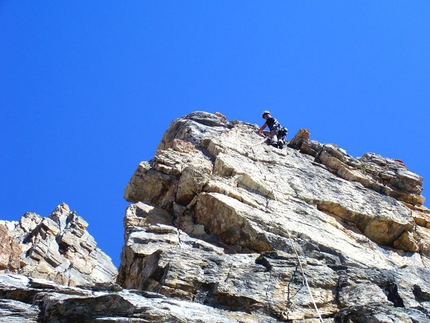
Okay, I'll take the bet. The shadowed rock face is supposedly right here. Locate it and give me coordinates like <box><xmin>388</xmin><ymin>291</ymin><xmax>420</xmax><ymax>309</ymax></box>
<box><xmin>1</xmin><ymin>111</ymin><xmax>429</xmax><ymax>322</ymax></box>
<box><xmin>0</xmin><ymin>274</ymin><xmax>254</xmax><ymax>323</ymax></box>
<box><xmin>120</xmin><ymin>111</ymin><xmax>430</xmax><ymax>321</ymax></box>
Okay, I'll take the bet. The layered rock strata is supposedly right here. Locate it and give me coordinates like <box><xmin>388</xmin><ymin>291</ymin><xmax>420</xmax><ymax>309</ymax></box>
<box><xmin>0</xmin><ymin>274</ymin><xmax>255</xmax><ymax>323</ymax></box>
<box><xmin>120</xmin><ymin>111</ymin><xmax>430</xmax><ymax>322</ymax></box>
<box><xmin>0</xmin><ymin>203</ymin><xmax>117</xmax><ymax>287</ymax></box>
<box><xmin>289</xmin><ymin>131</ymin><xmax>425</xmax><ymax>206</ymax></box>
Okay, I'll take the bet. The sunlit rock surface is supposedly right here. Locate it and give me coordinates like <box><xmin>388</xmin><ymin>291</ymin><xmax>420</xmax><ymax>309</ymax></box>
<box><xmin>0</xmin><ymin>203</ymin><xmax>117</xmax><ymax>287</ymax></box>
<box><xmin>1</xmin><ymin>111</ymin><xmax>429</xmax><ymax>322</ymax></box>
<box><xmin>120</xmin><ymin>111</ymin><xmax>430</xmax><ymax>322</ymax></box>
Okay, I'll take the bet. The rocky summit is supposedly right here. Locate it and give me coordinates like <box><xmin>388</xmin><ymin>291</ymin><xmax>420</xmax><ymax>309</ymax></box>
<box><xmin>1</xmin><ymin>111</ymin><xmax>430</xmax><ymax>322</ymax></box>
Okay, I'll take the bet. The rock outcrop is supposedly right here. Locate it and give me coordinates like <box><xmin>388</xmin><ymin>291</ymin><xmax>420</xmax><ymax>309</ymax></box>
<box><xmin>0</xmin><ymin>274</ymin><xmax>249</xmax><ymax>323</ymax></box>
<box><xmin>1</xmin><ymin>111</ymin><xmax>429</xmax><ymax>322</ymax></box>
<box><xmin>119</xmin><ymin>111</ymin><xmax>430</xmax><ymax>322</ymax></box>
<box><xmin>289</xmin><ymin>131</ymin><xmax>425</xmax><ymax>206</ymax></box>
<box><xmin>0</xmin><ymin>203</ymin><xmax>117</xmax><ymax>287</ymax></box>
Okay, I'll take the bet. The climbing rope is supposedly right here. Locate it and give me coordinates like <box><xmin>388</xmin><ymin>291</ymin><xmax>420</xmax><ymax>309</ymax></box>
<box><xmin>271</xmin><ymin>192</ymin><xmax>324</xmax><ymax>323</ymax></box>
<box><xmin>248</xmin><ymin>129</ymin><xmax>324</xmax><ymax>321</ymax></box>
<box><xmin>247</xmin><ymin>129</ymin><xmax>268</xmax><ymax>148</ymax></box>
<box><xmin>285</xmin><ymin>228</ymin><xmax>324</xmax><ymax>323</ymax></box>
<box><xmin>250</xmin><ymin>137</ymin><xmax>268</xmax><ymax>148</ymax></box>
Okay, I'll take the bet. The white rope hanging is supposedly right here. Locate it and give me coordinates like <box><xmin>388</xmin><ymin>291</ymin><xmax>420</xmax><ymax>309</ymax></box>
<box><xmin>248</xmin><ymin>131</ymin><xmax>324</xmax><ymax>322</ymax></box>
<box><xmin>272</xmin><ymin>192</ymin><xmax>324</xmax><ymax>322</ymax></box>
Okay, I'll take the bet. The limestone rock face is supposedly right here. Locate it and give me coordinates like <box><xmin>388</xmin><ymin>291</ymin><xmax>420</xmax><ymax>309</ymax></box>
<box><xmin>120</xmin><ymin>111</ymin><xmax>430</xmax><ymax>322</ymax></box>
<box><xmin>0</xmin><ymin>203</ymin><xmax>117</xmax><ymax>287</ymax></box>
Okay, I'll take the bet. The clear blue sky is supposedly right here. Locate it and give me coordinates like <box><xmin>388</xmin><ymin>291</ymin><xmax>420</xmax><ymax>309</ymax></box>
<box><xmin>1</xmin><ymin>1</ymin><xmax>429</xmax><ymax>267</ymax></box>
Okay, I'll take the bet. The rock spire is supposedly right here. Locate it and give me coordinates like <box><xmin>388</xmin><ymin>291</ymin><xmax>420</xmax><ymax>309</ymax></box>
<box><xmin>0</xmin><ymin>203</ymin><xmax>117</xmax><ymax>287</ymax></box>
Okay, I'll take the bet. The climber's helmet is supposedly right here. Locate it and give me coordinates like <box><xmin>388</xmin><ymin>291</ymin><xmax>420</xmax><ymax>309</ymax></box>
<box><xmin>262</xmin><ymin>110</ymin><xmax>271</xmax><ymax>118</ymax></box>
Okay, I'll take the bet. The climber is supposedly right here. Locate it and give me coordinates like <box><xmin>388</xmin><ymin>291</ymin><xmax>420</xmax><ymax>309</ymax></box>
<box><xmin>258</xmin><ymin>110</ymin><xmax>288</xmax><ymax>148</ymax></box>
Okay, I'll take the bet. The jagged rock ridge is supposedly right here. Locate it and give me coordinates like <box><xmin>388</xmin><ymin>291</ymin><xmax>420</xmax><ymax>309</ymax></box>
<box><xmin>0</xmin><ymin>203</ymin><xmax>117</xmax><ymax>287</ymax></box>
